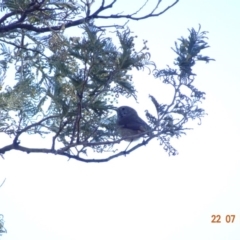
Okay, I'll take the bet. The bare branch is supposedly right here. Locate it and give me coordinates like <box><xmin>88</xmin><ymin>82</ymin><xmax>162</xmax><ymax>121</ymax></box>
<box><xmin>13</xmin><ymin>115</ymin><xmax>61</xmax><ymax>145</ymax></box>
<box><xmin>0</xmin><ymin>0</ymin><xmax>179</xmax><ymax>33</ymax></box>
<box><xmin>95</xmin><ymin>0</ymin><xmax>179</xmax><ymax>20</ymax></box>
<box><xmin>0</xmin><ymin>135</ymin><xmax>154</xmax><ymax>163</ymax></box>
<box><xmin>0</xmin><ymin>178</ymin><xmax>6</xmax><ymax>188</ymax></box>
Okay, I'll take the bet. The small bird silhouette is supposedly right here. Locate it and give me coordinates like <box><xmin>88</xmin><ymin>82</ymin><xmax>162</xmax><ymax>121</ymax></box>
<box><xmin>116</xmin><ymin>106</ymin><xmax>152</xmax><ymax>141</ymax></box>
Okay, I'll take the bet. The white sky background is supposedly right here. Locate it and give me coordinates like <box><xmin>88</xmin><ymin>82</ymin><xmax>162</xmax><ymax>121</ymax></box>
<box><xmin>1</xmin><ymin>0</ymin><xmax>240</xmax><ymax>239</ymax></box>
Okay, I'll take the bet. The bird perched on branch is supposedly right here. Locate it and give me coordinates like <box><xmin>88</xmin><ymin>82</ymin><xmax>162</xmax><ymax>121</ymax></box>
<box><xmin>116</xmin><ymin>106</ymin><xmax>152</xmax><ymax>141</ymax></box>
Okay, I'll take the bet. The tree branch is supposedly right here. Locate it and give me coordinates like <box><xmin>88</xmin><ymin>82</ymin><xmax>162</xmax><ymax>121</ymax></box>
<box><xmin>13</xmin><ymin>115</ymin><xmax>61</xmax><ymax>145</ymax></box>
<box><xmin>0</xmin><ymin>135</ymin><xmax>154</xmax><ymax>163</ymax></box>
<box><xmin>0</xmin><ymin>0</ymin><xmax>179</xmax><ymax>33</ymax></box>
<box><xmin>0</xmin><ymin>178</ymin><xmax>6</xmax><ymax>188</ymax></box>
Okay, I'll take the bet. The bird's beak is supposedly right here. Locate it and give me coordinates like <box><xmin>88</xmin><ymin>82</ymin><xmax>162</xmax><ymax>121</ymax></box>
<box><xmin>109</xmin><ymin>106</ymin><xmax>118</xmax><ymax>111</ymax></box>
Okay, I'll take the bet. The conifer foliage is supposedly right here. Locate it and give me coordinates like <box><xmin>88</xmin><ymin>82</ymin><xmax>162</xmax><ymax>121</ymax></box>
<box><xmin>0</xmin><ymin>0</ymin><xmax>214</xmax><ymax>162</ymax></box>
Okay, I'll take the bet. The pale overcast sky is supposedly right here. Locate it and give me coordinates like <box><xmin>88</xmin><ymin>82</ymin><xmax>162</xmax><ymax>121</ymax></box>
<box><xmin>1</xmin><ymin>0</ymin><xmax>240</xmax><ymax>239</ymax></box>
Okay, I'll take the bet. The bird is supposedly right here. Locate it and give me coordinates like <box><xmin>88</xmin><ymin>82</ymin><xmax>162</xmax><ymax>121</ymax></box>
<box><xmin>116</xmin><ymin>106</ymin><xmax>152</xmax><ymax>142</ymax></box>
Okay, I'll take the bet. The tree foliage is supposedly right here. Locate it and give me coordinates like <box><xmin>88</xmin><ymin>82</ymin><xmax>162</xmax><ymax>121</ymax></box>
<box><xmin>0</xmin><ymin>214</ymin><xmax>6</xmax><ymax>236</ymax></box>
<box><xmin>0</xmin><ymin>0</ymin><xmax>214</xmax><ymax>162</ymax></box>
<box><xmin>0</xmin><ymin>179</ymin><xmax>7</xmax><ymax>236</ymax></box>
